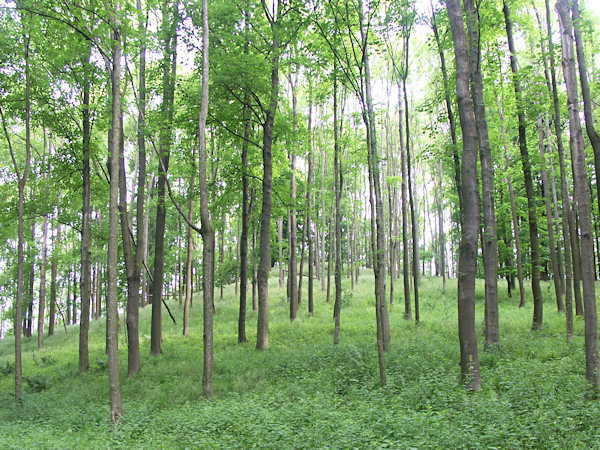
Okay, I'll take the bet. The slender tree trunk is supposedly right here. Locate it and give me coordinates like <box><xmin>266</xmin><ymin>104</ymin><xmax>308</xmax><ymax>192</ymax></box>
<box><xmin>238</xmin><ymin>87</ymin><xmax>252</xmax><ymax>343</ymax></box>
<box><xmin>197</xmin><ymin>0</ymin><xmax>214</xmax><ymax>397</ymax></box>
<box><xmin>183</xmin><ymin>146</ymin><xmax>196</xmax><ymax>337</ymax></box>
<box><xmin>107</xmin><ymin>4</ymin><xmax>124</xmax><ymax>422</ymax></box>
<box><xmin>38</xmin><ymin>217</ymin><xmax>48</xmax><ymax>349</ymax></box>
<box><xmin>333</xmin><ymin>61</ymin><xmax>342</xmax><ymax>345</ymax></box>
<box><xmin>398</xmin><ymin>85</ymin><xmax>411</xmax><ymax>320</ymax></box>
<box><xmin>538</xmin><ymin>115</ymin><xmax>563</xmax><ymax>312</ymax></box>
<box><xmin>465</xmin><ymin>0</ymin><xmax>499</xmax><ymax>348</ymax></box>
<box><xmin>431</xmin><ymin>3</ymin><xmax>461</xmax><ymax>209</ymax></box>
<box><xmin>118</xmin><ymin>109</ymin><xmax>140</xmax><ymax>377</ymax></box>
<box><xmin>151</xmin><ymin>2</ymin><xmax>178</xmax><ymax>355</ymax></box>
<box><xmin>556</xmin><ymin>0</ymin><xmax>599</xmax><ymax>390</ymax></box>
<box><xmin>49</xmin><ymin>223</ymin><xmax>61</xmax><ymax>336</ymax></box>
<box><xmin>288</xmin><ymin>76</ymin><xmax>299</xmax><ymax>322</ymax></box>
<box><xmin>358</xmin><ymin>1</ymin><xmax>387</xmax><ymax>385</ymax></box>
<box><xmin>256</xmin><ymin>2</ymin><xmax>281</xmax><ymax>351</ymax></box>
<box><xmin>571</xmin><ymin>0</ymin><xmax>600</xmax><ymax>219</ymax></box>
<box><xmin>437</xmin><ymin>160</ymin><xmax>446</xmax><ymax>291</ymax></box>
<box><xmin>544</xmin><ymin>0</ymin><xmax>576</xmax><ymax>339</ymax></box>
<box><xmin>503</xmin><ymin>0</ymin><xmax>544</xmax><ymax>330</ymax></box>
<box><xmin>404</xmin><ymin>75</ymin><xmax>419</xmax><ymax>325</ymax></box>
<box><xmin>278</xmin><ymin>218</ymin><xmax>283</xmax><ymax>287</ymax></box>
<box><xmin>446</xmin><ymin>0</ymin><xmax>481</xmax><ymax>390</ymax></box>
<box><xmin>78</xmin><ymin>46</ymin><xmax>93</xmax><ymax>371</ymax></box>
<box><xmin>307</xmin><ymin>90</ymin><xmax>314</xmax><ymax>317</ymax></box>
<box><xmin>0</xmin><ymin>30</ymin><xmax>31</xmax><ymax>396</ymax></box>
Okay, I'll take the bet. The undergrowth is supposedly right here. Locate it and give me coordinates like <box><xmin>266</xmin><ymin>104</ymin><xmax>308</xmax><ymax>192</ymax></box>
<box><xmin>1</xmin><ymin>271</ymin><xmax>599</xmax><ymax>448</ymax></box>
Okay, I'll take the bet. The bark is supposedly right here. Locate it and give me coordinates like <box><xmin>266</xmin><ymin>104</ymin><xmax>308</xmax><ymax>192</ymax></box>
<box><xmin>278</xmin><ymin>218</ymin><xmax>284</xmax><ymax>287</ymax></box>
<box><xmin>556</xmin><ymin>0</ymin><xmax>599</xmax><ymax>389</ymax></box>
<box><xmin>183</xmin><ymin>146</ymin><xmax>196</xmax><ymax>337</ymax></box>
<box><xmin>431</xmin><ymin>3</ymin><xmax>461</xmax><ymax>209</ymax></box>
<box><xmin>446</xmin><ymin>0</ymin><xmax>481</xmax><ymax>390</ymax></box>
<box><xmin>307</xmin><ymin>90</ymin><xmax>314</xmax><ymax>317</ymax></box>
<box><xmin>0</xmin><ymin>32</ymin><xmax>31</xmax><ymax>396</ymax></box>
<box><xmin>358</xmin><ymin>0</ymin><xmax>387</xmax><ymax>386</ymax></box>
<box><xmin>79</xmin><ymin>48</ymin><xmax>92</xmax><ymax>371</ymax></box>
<box><xmin>288</xmin><ymin>74</ymin><xmax>299</xmax><ymax>321</ymax></box>
<box><xmin>538</xmin><ymin>116</ymin><xmax>563</xmax><ymax>312</ymax></box>
<box><xmin>151</xmin><ymin>1</ymin><xmax>178</xmax><ymax>356</ymax></box>
<box><xmin>333</xmin><ymin>61</ymin><xmax>342</xmax><ymax>345</ymax></box>
<box><xmin>198</xmin><ymin>0</ymin><xmax>214</xmax><ymax>398</ymax></box>
<box><xmin>437</xmin><ymin>160</ymin><xmax>446</xmax><ymax>291</ymax></box>
<box><xmin>48</xmin><ymin>223</ymin><xmax>61</xmax><ymax>336</ymax></box>
<box><xmin>119</xmin><ymin>111</ymin><xmax>140</xmax><ymax>377</ymax></box>
<box><xmin>398</xmin><ymin>85</ymin><xmax>411</xmax><ymax>320</ymax></box>
<box><xmin>465</xmin><ymin>0</ymin><xmax>499</xmax><ymax>348</ymax></box>
<box><xmin>238</xmin><ymin>89</ymin><xmax>252</xmax><ymax>343</ymax></box>
<box><xmin>571</xmin><ymin>0</ymin><xmax>600</xmax><ymax>218</ymax></box>
<box><xmin>257</xmin><ymin>1</ymin><xmax>281</xmax><ymax>350</ymax></box>
<box><xmin>107</xmin><ymin>4</ymin><xmax>124</xmax><ymax>422</ymax></box>
<box><xmin>404</xmin><ymin>74</ymin><xmax>419</xmax><ymax>324</ymax></box>
<box><xmin>38</xmin><ymin>217</ymin><xmax>48</xmax><ymax>349</ymax></box>
<box><xmin>503</xmin><ymin>1</ymin><xmax>544</xmax><ymax>330</ymax></box>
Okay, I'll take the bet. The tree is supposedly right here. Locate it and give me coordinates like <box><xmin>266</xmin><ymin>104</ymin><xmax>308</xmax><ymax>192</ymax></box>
<box><xmin>464</xmin><ymin>0</ymin><xmax>499</xmax><ymax>349</ymax></box>
<box><xmin>503</xmin><ymin>0</ymin><xmax>544</xmax><ymax>330</ymax></box>
<box><xmin>151</xmin><ymin>0</ymin><xmax>179</xmax><ymax>356</ymax></box>
<box><xmin>107</xmin><ymin>0</ymin><xmax>123</xmax><ymax>423</ymax></box>
<box><xmin>197</xmin><ymin>0</ymin><xmax>215</xmax><ymax>398</ymax></box>
<box><xmin>256</xmin><ymin>0</ymin><xmax>284</xmax><ymax>351</ymax></box>
<box><xmin>556</xmin><ymin>0</ymin><xmax>599</xmax><ymax>391</ymax></box>
<box><xmin>446</xmin><ymin>0</ymin><xmax>481</xmax><ymax>391</ymax></box>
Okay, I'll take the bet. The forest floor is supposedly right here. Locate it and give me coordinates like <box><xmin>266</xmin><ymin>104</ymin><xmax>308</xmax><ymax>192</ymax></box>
<box><xmin>1</xmin><ymin>270</ymin><xmax>600</xmax><ymax>448</ymax></box>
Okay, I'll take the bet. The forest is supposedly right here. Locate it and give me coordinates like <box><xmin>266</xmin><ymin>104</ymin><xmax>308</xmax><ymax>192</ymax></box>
<box><xmin>1</xmin><ymin>0</ymin><xmax>600</xmax><ymax>445</ymax></box>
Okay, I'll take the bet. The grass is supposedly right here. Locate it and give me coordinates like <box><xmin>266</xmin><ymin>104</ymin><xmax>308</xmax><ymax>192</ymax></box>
<box><xmin>1</xmin><ymin>270</ymin><xmax>600</xmax><ymax>448</ymax></box>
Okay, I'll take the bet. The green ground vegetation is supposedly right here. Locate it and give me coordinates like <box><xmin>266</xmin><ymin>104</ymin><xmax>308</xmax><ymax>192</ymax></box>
<box><xmin>1</xmin><ymin>271</ymin><xmax>599</xmax><ymax>448</ymax></box>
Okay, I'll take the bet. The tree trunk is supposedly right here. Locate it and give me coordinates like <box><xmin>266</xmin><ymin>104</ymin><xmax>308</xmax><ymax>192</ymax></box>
<box><xmin>398</xmin><ymin>85</ymin><xmax>411</xmax><ymax>320</ymax></box>
<box><xmin>197</xmin><ymin>0</ymin><xmax>214</xmax><ymax>397</ymax></box>
<box><xmin>571</xmin><ymin>0</ymin><xmax>600</xmax><ymax>220</ymax></box>
<box><xmin>465</xmin><ymin>0</ymin><xmax>499</xmax><ymax>349</ymax></box>
<box><xmin>358</xmin><ymin>0</ymin><xmax>387</xmax><ymax>386</ymax></box>
<box><xmin>118</xmin><ymin>108</ymin><xmax>140</xmax><ymax>377</ymax></box>
<box><xmin>446</xmin><ymin>0</ymin><xmax>481</xmax><ymax>391</ymax></box>
<box><xmin>151</xmin><ymin>2</ymin><xmax>178</xmax><ymax>356</ymax></box>
<box><xmin>333</xmin><ymin>60</ymin><xmax>342</xmax><ymax>345</ymax></box>
<box><xmin>184</xmin><ymin>146</ymin><xmax>196</xmax><ymax>337</ymax></box>
<box><xmin>0</xmin><ymin>29</ymin><xmax>31</xmax><ymax>397</ymax></box>
<box><xmin>538</xmin><ymin>115</ymin><xmax>563</xmax><ymax>312</ymax></box>
<box><xmin>49</xmin><ymin>223</ymin><xmax>61</xmax><ymax>336</ymax></box>
<box><xmin>307</xmin><ymin>89</ymin><xmax>314</xmax><ymax>317</ymax></box>
<box><xmin>556</xmin><ymin>0</ymin><xmax>599</xmax><ymax>390</ymax></box>
<box><xmin>503</xmin><ymin>0</ymin><xmax>544</xmax><ymax>330</ymax></box>
<box><xmin>38</xmin><ymin>216</ymin><xmax>48</xmax><ymax>349</ymax></box>
<box><xmin>107</xmin><ymin>4</ymin><xmax>124</xmax><ymax>422</ymax></box>
<box><xmin>256</xmin><ymin>4</ymin><xmax>280</xmax><ymax>351</ymax></box>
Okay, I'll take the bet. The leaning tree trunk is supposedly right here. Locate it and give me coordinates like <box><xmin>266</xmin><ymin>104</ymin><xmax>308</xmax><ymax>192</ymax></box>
<box><xmin>556</xmin><ymin>0</ymin><xmax>599</xmax><ymax>390</ymax></box>
<box><xmin>503</xmin><ymin>0</ymin><xmax>544</xmax><ymax>330</ymax></box>
<box><xmin>446</xmin><ymin>0</ymin><xmax>481</xmax><ymax>391</ymax></box>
